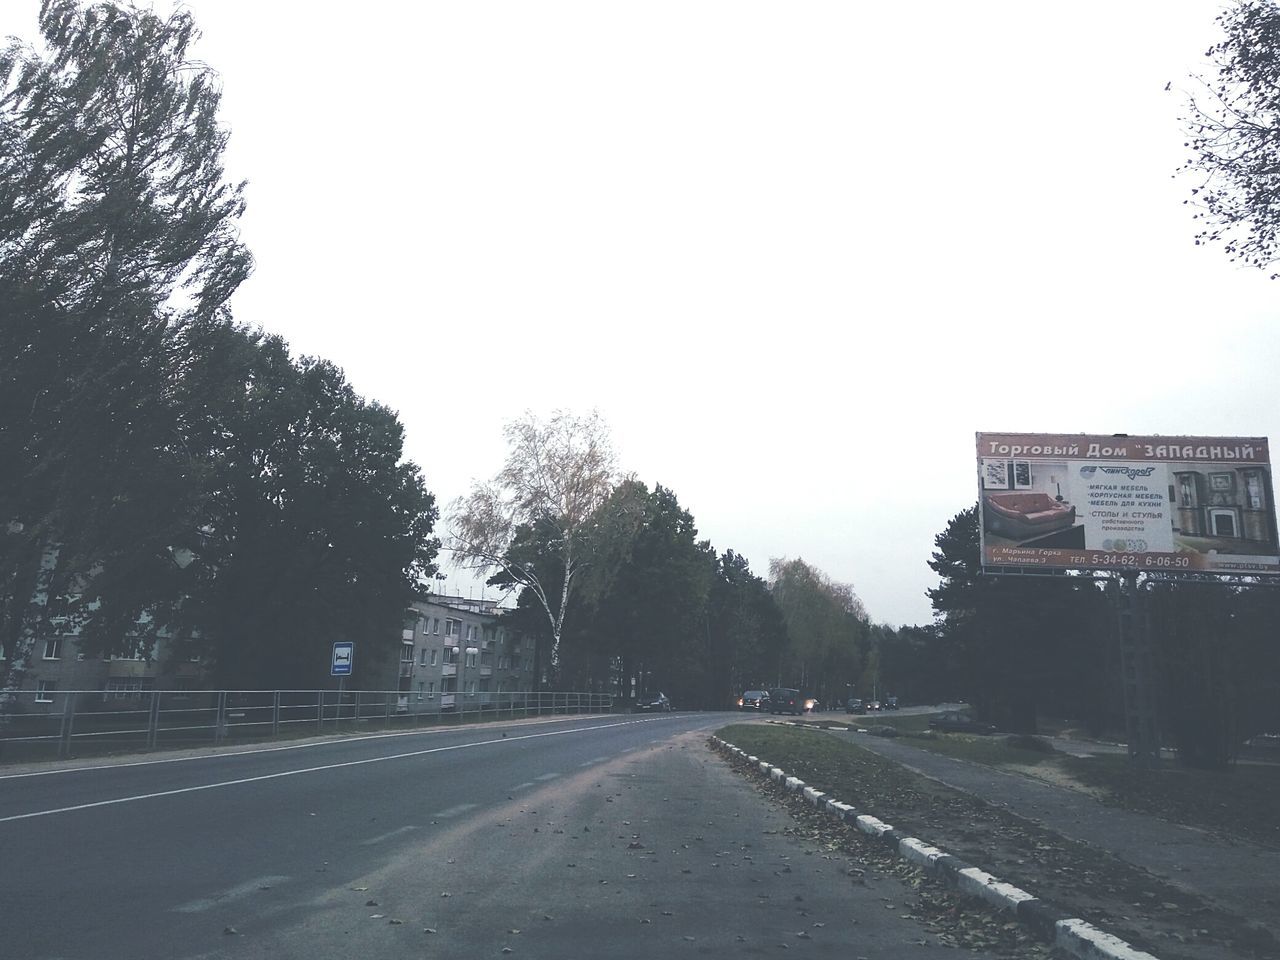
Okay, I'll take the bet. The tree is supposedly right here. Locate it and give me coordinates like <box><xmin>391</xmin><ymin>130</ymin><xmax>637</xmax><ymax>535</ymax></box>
<box><xmin>1</xmin><ymin>0</ymin><xmax>251</xmax><ymax>689</ymax></box>
<box><xmin>568</xmin><ymin>482</ymin><xmax>715</xmax><ymax>705</ymax></box>
<box><xmin>707</xmin><ymin>549</ymin><xmax>787</xmax><ymax>705</ymax></box>
<box><xmin>170</xmin><ymin>327</ymin><xmax>440</xmax><ymax>688</ymax></box>
<box><xmin>768</xmin><ymin>557</ymin><xmax>867</xmax><ymax>707</ymax></box>
<box><xmin>449</xmin><ymin>410</ymin><xmax>616</xmax><ymax>676</ymax></box>
<box><xmin>926</xmin><ymin>506</ymin><xmax>1112</xmax><ymax>734</ymax></box>
<box><xmin>1179</xmin><ymin>1</ymin><xmax>1280</xmax><ymax>276</ymax></box>
<box><xmin>1</xmin><ymin>2</ymin><xmax>440</xmax><ymax>692</ymax></box>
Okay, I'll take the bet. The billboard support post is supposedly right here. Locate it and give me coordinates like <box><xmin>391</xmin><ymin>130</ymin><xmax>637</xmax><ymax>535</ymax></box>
<box><xmin>1114</xmin><ymin>573</ymin><xmax>1160</xmax><ymax>768</ymax></box>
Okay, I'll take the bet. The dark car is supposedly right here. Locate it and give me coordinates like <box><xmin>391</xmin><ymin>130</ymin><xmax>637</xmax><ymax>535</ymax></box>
<box><xmin>928</xmin><ymin>710</ymin><xmax>996</xmax><ymax>734</ymax></box>
<box><xmin>884</xmin><ymin>696</ymin><xmax>899</xmax><ymax>710</ymax></box>
<box><xmin>738</xmin><ymin>690</ymin><xmax>770</xmax><ymax>711</ymax></box>
<box><xmin>845</xmin><ymin>697</ymin><xmax>866</xmax><ymax>714</ymax></box>
<box><xmin>634</xmin><ymin>692</ymin><xmax>672</xmax><ymax>713</ymax></box>
<box><xmin>768</xmin><ymin>687</ymin><xmax>803</xmax><ymax>716</ymax></box>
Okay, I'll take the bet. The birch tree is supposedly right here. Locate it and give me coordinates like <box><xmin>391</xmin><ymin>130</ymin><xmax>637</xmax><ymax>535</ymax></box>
<box><xmin>1179</xmin><ymin>1</ymin><xmax>1280</xmax><ymax>275</ymax></box>
<box><xmin>449</xmin><ymin>410</ymin><xmax>616</xmax><ymax>676</ymax></box>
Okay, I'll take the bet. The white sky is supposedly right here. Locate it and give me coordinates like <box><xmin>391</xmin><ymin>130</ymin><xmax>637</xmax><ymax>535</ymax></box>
<box><xmin>7</xmin><ymin>2</ymin><xmax>1279</xmax><ymax>626</ymax></box>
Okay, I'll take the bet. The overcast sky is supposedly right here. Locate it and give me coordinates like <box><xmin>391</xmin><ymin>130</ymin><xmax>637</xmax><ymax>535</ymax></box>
<box><xmin>7</xmin><ymin>2</ymin><xmax>1279</xmax><ymax>626</ymax></box>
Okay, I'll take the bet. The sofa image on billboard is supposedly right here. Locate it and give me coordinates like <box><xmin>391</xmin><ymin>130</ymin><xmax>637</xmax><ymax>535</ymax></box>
<box><xmin>983</xmin><ymin>492</ymin><xmax>1076</xmax><ymax>540</ymax></box>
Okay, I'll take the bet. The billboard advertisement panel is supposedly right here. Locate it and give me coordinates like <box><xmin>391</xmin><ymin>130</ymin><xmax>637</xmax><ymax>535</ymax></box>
<box><xmin>976</xmin><ymin>433</ymin><xmax>1279</xmax><ymax>575</ymax></box>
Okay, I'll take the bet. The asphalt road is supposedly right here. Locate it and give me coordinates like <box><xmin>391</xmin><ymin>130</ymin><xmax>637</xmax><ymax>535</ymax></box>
<box><xmin>1</xmin><ymin>711</ymin><xmax>1009</xmax><ymax>959</ymax></box>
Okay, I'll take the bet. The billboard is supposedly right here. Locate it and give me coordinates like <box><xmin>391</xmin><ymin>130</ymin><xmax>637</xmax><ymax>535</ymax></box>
<box><xmin>976</xmin><ymin>433</ymin><xmax>1279</xmax><ymax>575</ymax></box>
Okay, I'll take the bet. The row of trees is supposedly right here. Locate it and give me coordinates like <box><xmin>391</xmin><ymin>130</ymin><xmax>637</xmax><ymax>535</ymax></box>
<box><xmin>924</xmin><ymin>506</ymin><xmax>1280</xmax><ymax>768</ymax></box>
<box><xmin>1</xmin><ymin>2</ymin><xmax>438</xmax><ymax>691</ymax></box>
<box><xmin>449</xmin><ymin>411</ymin><xmax>901</xmax><ymax>709</ymax></box>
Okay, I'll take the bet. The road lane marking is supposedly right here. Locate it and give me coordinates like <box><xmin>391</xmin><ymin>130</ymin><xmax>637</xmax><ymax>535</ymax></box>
<box><xmin>172</xmin><ymin>875</ymin><xmax>290</xmax><ymax>913</ymax></box>
<box><xmin>0</xmin><ymin>714</ymin><xmax>679</xmax><ymax>781</ymax></box>
<box><xmin>511</xmin><ymin>782</ymin><xmax>536</xmax><ymax>790</ymax></box>
<box><xmin>433</xmin><ymin>804</ymin><xmax>477</xmax><ymax>819</ymax></box>
<box><xmin>359</xmin><ymin>825</ymin><xmax>421</xmax><ymax>845</ymax></box>
<box><xmin>534</xmin><ymin>772</ymin><xmax>559</xmax><ymax>781</ymax></box>
<box><xmin>0</xmin><ymin>719</ymin><xmax>671</xmax><ymax>823</ymax></box>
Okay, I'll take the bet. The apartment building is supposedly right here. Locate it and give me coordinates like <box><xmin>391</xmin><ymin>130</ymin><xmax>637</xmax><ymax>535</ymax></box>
<box><xmin>1</xmin><ymin>618</ymin><xmax>202</xmax><ymax>708</ymax></box>
<box><xmin>395</xmin><ymin>595</ymin><xmax>538</xmax><ymax>710</ymax></box>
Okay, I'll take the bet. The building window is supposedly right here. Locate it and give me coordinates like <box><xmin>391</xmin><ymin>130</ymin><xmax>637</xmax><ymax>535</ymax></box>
<box><xmin>42</xmin><ymin>636</ymin><xmax>62</xmax><ymax>660</ymax></box>
<box><xmin>36</xmin><ymin>679</ymin><xmax>56</xmax><ymax>702</ymax></box>
<box><xmin>104</xmin><ymin>677</ymin><xmax>152</xmax><ymax>699</ymax></box>
<box><xmin>433</xmin><ymin>618</ymin><xmax>440</xmax><ymax>635</ymax></box>
<box><xmin>417</xmin><ymin>681</ymin><xmax>425</xmax><ymax>701</ymax></box>
<box><xmin>430</xmin><ymin>647</ymin><xmax>438</xmax><ymax>666</ymax></box>
<box><xmin>419</xmin><ymin>648</ymin><xmax>428</xmax><ymax>667</ymax></box>
<box><xmin>427</xmin><ymin>681</ymin><xmax>435</xmax><ymax>697</ymax></box>
<box><xmin>444</xmin><ymin>619</ymin><xmax>458</xmax><ymax>638</ymax></box>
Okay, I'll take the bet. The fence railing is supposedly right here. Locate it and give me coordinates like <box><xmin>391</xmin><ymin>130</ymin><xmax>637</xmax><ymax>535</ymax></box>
<box><xmin>0</xmin><ymin>688</ymin><xmax>615</xmax><ymax>764</ymax></box>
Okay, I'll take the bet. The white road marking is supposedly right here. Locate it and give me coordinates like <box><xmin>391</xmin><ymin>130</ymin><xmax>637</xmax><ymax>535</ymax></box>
<box><xmin>0</xmin><ymin>715</ymin><xmax>674</xmax><ymax>781</ymax></box>
<box><xmin>433</xmin><ymin>804</ymin><xmax>477</xmax><ymax>819</ymax></box>
<box><xmin>534</xmin><ymin>772</ymin><xmax>559</xmax><ymax>781</ymax></box>
<box><xmin>0</xmin><ymin>719</ymin><xmax>672</xmax><ymax>823</ymax></box>
<box><xmin>172</xmin><ymin>875</ymin><xmax>290</xmax><ymax>913</ymax></box>
<box><xmin>359</xmin><ymin>825</ymin><xmax>421</xmax><ymax>845</ymax></box>
<box><xmin>511</xmin><ymin>781</ymin><xmax>536</xmax><ymax>790</ymax></box>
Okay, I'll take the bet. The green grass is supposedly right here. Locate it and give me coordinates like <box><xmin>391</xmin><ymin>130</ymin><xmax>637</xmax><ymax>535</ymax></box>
<box><xmin>734</xmin><ymin>717</ymin><xmax>1280</xmax><ymax>850</ymax></box>
<box><xmin>815</xmin><ymin>712</ymin><xmax>1060</xmax><ymax>767</ymax></box>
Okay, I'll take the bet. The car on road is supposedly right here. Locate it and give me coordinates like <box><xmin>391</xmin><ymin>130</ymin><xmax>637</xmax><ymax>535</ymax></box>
<box><xmin>928</xmin><ymin>710</ymin><xmax>997</xmax><ymax>734</ymax></box>
<box><xmin>768</xmin><ymin>688</ymin><xmax>803</xmax><ymax>716</ymax></box>
<box><xmin>803</xmin><ymin>697</ymin><xmax>822</xmax><ymax>713</ymax></box>
<box><xmin>884</xmin><ymin>696</ymin><xmax>899</xmax><ymax>710</ymax></box>
<box><xmin>634</xmin><ymin>692</ymin><xmax>672</xmax><ymax>713</ymax></box>
<box><xmin>738</xmin><ymin>690</ymin><xmax>770</xmax><ymax>711</ymax></box>
<box><xmin>845</xmin><ymin>697</ymin><xmax>866</xmax><ymax>715</ymax></box>
<box><xmin>867</xmin><ymin>699</ymin><xmax>881</xmax><ymax>711</ymax></box>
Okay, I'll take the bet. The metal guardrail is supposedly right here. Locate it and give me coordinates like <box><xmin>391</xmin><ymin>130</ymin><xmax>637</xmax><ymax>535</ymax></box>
<box><xmin>0</xmin><ymin>689</ymin><xmax>615</xmax><ymax>763</ymax></box>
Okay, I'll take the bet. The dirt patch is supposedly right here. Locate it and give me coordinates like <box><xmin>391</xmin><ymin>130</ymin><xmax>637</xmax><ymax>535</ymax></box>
<box><xmin>1002</xmin><ymin>761</ymin><xmax>1109</xmax><ymax>799</ymax></box>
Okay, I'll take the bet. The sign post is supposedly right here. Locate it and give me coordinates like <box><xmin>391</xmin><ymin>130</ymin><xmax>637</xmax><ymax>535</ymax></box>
<box><xmin>331</xmin><ymin>642</ymin><xmax>354</xmax><ymax>722</ymax></box>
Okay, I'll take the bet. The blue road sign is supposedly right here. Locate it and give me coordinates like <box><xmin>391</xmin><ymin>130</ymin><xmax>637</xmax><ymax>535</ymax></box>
<box><xmin>331</xmin><ymin>641</ymin><xmax>354</xmax><ymax>676</ymax></box>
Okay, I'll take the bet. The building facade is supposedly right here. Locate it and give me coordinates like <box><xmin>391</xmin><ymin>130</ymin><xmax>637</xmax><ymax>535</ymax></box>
<box><xmin>393</xmin><ymin>595</ymin><xmax>538</xmax><ymax>711</ymax></box>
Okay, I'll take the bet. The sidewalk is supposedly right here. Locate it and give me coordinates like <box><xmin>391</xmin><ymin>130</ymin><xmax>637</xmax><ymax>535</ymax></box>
<box><xmin>828</xmin><ymin>728</ymin><xmax>1280</xmax><ymax>946</ymax></box>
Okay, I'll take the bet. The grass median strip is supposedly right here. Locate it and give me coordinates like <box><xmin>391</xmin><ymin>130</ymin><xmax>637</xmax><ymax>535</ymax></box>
<box><xmin>718</xmin><ymin>723</ymin><xmax>1277</xmax><ymax>960</ymax></box>
<box><xmin>788</xmin><ymin>715</ymin><xmax>1280</xmax><ymax>850</ymax></box>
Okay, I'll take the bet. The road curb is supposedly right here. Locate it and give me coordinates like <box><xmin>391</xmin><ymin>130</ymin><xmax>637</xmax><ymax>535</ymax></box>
<box><xmin>710</xmin><ymin>734</ymin><xmax>1162</xmax><ymax>960</ymax></box>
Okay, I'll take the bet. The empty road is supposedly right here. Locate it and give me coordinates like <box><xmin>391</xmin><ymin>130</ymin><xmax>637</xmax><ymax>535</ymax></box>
<box><xmin>1</xmin><ymin>711</ymin><xmax>1007</xmax><ymax>959</ymax></box>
